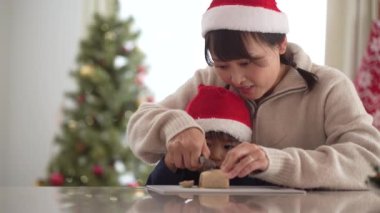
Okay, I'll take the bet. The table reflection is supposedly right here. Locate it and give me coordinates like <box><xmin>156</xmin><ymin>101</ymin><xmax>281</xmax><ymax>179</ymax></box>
<box><xmin>128</xmin><ymin>190</ymin><xmax>380</xmax><ymax>213</ymax></box>
<box><xmin>58</xmin><ymin>187</ymin><xmax>147</xmax><ymax>213</ymax></box>
<box><xmin>1</xmin><ymin>187</ymin><xmax>380</xmax><ymax>213</ymax></box>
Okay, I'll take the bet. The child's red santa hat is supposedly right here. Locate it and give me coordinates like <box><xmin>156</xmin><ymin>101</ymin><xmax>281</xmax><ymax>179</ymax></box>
<box><xmin>201</xmin><ymin>0</ymin><xmax>289</xmax><ymax>37</ymax></box>
<box><xmin>186</xmin><ymin>85</ymin><xmax>252</xmax><ymax>142</ymax></box>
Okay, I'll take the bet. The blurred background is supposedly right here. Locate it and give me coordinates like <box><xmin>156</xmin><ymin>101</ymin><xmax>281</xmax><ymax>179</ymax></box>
<box><xmin>0</xmin><ymin>0</ymin><xmax>378</xmax><ymax>186</ymax></box>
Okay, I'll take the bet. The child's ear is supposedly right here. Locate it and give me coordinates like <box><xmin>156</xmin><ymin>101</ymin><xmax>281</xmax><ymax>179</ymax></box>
<box><xmin>278</xmin><ymin>36</ymin><xmax>287</xmax><ymax>54</ymax></box>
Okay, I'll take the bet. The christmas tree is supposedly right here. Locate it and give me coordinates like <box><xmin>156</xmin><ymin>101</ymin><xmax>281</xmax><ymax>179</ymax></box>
<box><xmin>39</xmin><ymin>5</ymin><xmax>154</xmax><ymax>186</ymax></box>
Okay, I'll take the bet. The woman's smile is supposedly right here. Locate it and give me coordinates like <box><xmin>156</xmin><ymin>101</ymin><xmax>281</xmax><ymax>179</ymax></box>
<box><xmin>238</xmin><ymin>85</ymin><xmax>255</xmax><ymax>96</ymax></box>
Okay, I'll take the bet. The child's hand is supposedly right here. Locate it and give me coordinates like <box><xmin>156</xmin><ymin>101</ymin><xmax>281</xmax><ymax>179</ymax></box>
<box><xmin>220</xmin><ymin>142</ymin><xmax>268</xmax><ymax>179</ymax></box>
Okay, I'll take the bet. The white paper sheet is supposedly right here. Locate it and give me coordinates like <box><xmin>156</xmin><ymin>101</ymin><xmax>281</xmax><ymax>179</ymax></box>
<box><xmin>146</xmin><ymin>185</ymin><xmax>306</xmax><ymax>195</ymax></box>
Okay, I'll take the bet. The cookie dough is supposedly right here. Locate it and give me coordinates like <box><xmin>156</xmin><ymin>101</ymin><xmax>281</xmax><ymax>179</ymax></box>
<box><xmin>199</xmin><ymin>169</ymin><xmax>229</xmax><ymax>188</ymax></box>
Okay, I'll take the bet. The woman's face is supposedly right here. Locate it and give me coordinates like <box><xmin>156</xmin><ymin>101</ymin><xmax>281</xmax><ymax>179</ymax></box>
<box><xmin>212</xmin><ymin>37</ymin><xmax>287</xmax><ymax>100</ymax></box>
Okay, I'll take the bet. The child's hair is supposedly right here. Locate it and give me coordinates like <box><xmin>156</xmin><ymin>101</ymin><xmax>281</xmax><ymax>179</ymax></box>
<box><xmin>204</xmin><ymin>30</ymin><xmax>318</xmax><ymax>90</ymax></box>
<box><xmin>205</xmin><ymin>131</ymin><xmax>240</xmax><ymax>143</ymax></box>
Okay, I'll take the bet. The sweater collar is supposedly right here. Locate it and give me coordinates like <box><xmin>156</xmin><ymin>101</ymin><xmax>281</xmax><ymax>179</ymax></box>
<box><xmin>273</xmin><ymin>66</ymin><xmax>307</xmax><ymax>94</ymax></box>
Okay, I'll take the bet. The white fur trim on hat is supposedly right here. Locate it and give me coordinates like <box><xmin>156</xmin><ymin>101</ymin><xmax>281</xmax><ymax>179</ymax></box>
<box><xmin>196</xmin><ymin>118</ymin><xmax>252</xmax><ymax>142</ymax></box>
<box><xmin>202</xmin><ymin>5</ymin><xmax>289</xmax><ymax>37</ymax></box>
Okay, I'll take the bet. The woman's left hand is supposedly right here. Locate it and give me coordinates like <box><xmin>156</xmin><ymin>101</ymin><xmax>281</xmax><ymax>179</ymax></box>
<box><xmin>220</xmin><ymin>142</ymin><xmax>269</xmax><ymax>179</ymax></box>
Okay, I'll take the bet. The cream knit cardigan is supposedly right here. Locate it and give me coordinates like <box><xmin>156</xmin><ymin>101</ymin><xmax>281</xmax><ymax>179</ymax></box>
<box><xmin>126</xmin><ymin>43</ymin><xmax>380</xmax><ymax>190</ymax></box>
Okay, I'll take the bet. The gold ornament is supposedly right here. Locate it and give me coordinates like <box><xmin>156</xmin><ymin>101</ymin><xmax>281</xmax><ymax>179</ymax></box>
<box><xmin>68</xmin><ymin>120</ymin><xmax>77</xmax><ymax>130</ymax></box>
<box><xmin>105</xmin><ymin>31</ymin><xmax>116</xmax><ymax>41</ymax></box>
<box><xmin>35</xmin><ymin>179</ymin><xmax>45</xmax><ymax>186</ymax></box>
<box><xmin>80</xmin><ymin>65</ymin><xmax>95</xmax><ymax>77</ymax></box>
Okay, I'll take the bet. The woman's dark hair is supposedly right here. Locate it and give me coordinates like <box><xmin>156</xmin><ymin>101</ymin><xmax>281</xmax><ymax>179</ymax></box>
<box><xmin>204</xmin><ymin>30</ymin><xmax>318</xmax><ymax>90</ymax></box>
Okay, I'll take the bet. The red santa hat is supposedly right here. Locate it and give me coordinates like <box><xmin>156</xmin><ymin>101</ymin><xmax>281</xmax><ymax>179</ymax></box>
<box><xmin>186</xmin><ymin>85</ymin><xmax>252</xmax><ymax>142</ymax></box>
<box><xmin>201</xmin><ymin>0</ymin><xmax>289</xmax><ymax>37</ymax></box>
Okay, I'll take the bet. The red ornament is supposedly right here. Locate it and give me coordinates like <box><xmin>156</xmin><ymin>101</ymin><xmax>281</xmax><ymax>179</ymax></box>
<box><xmin>77</xmin><ymin>95</ymin><xmax>85</xmax><ymax>104</ymax></box>
<box><xmin>127</xmin><ymin>181</ymin><xmax>140</xmax><ymax>188</ymax></box>
<box><xmin>134</xmin><ymin>75</ymin><xmax>143</xmax><ymax>85</ymax></box>
<box><xmin>137</xmin><ymin>66</ymin><xmax>146</xmax><ymax>74</ymax></box>
<box><xmin>50</xmin><ymin>172</ymin><xmax>65</xmax><ymax>186</ymax></box>
<box><xmin>146</xmin><ymin>96</ymin><xmax>154</xmax><ymax>103</ymax></box>
<box><xmin>92</xmin><ymin>165</ymin><xmax>104</xmax><ymax>177</ymax></box>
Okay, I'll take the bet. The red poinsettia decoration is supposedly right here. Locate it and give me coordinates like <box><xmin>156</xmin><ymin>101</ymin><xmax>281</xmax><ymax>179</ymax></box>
<box><xmin>355</xmin><ymin>20</ymin><xmax>380</xmax><ymax>130</ymax></box>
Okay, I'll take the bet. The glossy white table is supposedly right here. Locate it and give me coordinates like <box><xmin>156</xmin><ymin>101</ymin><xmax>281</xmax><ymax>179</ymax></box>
<box><xmin>1</xmin><ymin>187</ymin><xmax>380</xmax><ymax>212</ymax></box>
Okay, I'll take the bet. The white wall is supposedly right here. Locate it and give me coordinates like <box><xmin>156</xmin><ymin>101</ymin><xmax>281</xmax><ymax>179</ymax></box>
<box><xmin>121</xmin><ymin>0</ymin><xmax>327</xmax><ymax>102</ymax></box>
<box><xmin>119</xmin><ymin>1</ymin><xmax>211</xmax><ymax>102</ymax></box>
<box><xmin>4</xmin><ymin>0</ymin><xmax>83</xmax><ymax>186</ymax></box>
<box><xmin>0</xmin><ymin>0</ymin><xmax>10</xmax><ymax>186</ymax></box>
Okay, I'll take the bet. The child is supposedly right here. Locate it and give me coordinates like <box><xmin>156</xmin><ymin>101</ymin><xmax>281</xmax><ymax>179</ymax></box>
<box><xmin>146</xmin><ymin>85</ymin><xmax>270</xmax><ymax>186</ymax></box>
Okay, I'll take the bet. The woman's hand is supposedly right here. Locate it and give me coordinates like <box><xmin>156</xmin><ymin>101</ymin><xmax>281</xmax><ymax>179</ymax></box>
<box><xmin>220</xmin><ymin>142</ymin><xmax>269</xmax><ymax>179</ymax></box>
<box><xmin>166</xmin><ymin>127</ymin><xmax>210</xmax><ymax>171</ymax></box>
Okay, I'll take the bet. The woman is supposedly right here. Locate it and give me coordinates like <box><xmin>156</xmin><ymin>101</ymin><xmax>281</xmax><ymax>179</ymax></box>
<box><xmin>127</xmin><ymin>0</ymin><xmax>380</xmax><ymax>189</ymax></box>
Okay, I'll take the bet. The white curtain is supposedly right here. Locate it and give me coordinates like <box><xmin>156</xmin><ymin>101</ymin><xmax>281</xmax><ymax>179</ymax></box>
<box><xmin>325</xmin><ymin>0</ymin><xmax>378</xmax><ymax>79</ymax></box>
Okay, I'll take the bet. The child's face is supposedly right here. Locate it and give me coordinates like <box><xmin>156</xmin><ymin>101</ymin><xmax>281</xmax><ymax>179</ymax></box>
<box><xmin>207</xmin><ymin>138</ymin><xmax>239</xmax><ymax>168</ymax></box>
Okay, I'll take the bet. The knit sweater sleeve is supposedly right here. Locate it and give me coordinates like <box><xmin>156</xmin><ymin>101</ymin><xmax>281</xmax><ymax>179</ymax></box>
<box><xmin>126</xmin><ymin>68</ymin><xmax>224</xmax><ymax>163</ymax></box>
<box><xmin>254</xmin><ymin>72</ymin><xmax>380</xmax><ymax>190</ymax></box>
